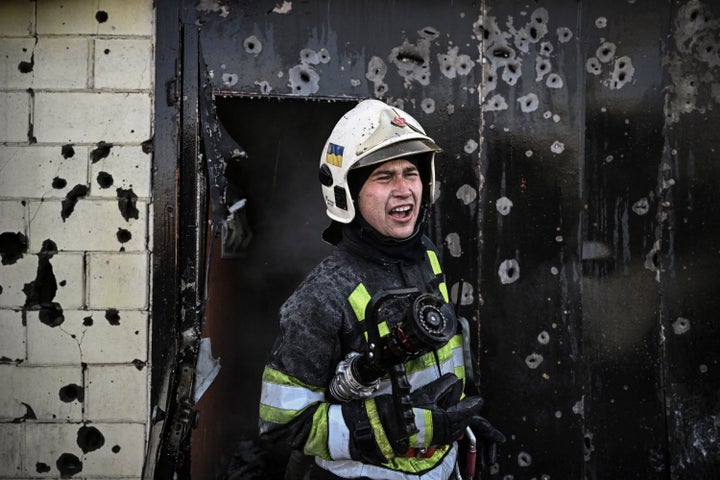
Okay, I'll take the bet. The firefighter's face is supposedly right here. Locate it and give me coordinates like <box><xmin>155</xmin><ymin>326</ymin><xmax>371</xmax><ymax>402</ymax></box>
<box><xmin>357</xmin><ymin>159</ymin><xmax>423</xmax><ymax>239</ymax></box>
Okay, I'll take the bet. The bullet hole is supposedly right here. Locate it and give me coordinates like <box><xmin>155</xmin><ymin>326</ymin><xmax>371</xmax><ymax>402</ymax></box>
<box><xmin>525</xmin><ymin>352</ymin><xmax>544</xmax><ymax>369</ymax></box>
<box><xmin>492</xmin><ymin>46</ymin><xmax>512</xmax><ymax>59</ymax></box>
<box><xmin>596</xmin><ymin>42</ymin><xmax>616</xmax><ymax>63</ymax></box>
<box><xmin>91</xmin><ymin>141</ymin><xmax>113</xmax><ymax>163</ymax></box>
<box><xmin>18</xmin><ymin>61</ymin><xmax>33</xmax><ymax>73</ymax></box>
<box><xmin>672</xmin><ymin>317</ymin><xmax>691</xmax><ymax>335</ymax></box>
<box><xmin>464</xmin><ymin>139</ymin><xmax>479</xmax><ymax>154</ymax></box>
<box><xmin>537</xmin><ymin>330</ymin><xmax>550</xmax><ymax>345</ymax></box>
<box><xmin>52</xmin><ymin>177</ymin><xmax>68</xmax><ymax>189</ymax></box>
<box><xmin>61</xmin><ymin>184</ymin><xmax>89</xmax><ymax>221</ymax></box>
<box><xmin>318</xmin><ymin>48</ymin><xmax>331</xmax><ymax>64</ymax></box>
<box><xmin>59</xmin><ymin>384</ymin><xmax>84</xmax><ymax>403</ymax></box>
<box><xmin>584</xmin><ymin>432</ymin><xmax>595</xmax><ymax>460</ymax></box>
<box><xmin>288</xmin><ymin>64</ymin><xmax>320</xmax><ymax>95</ymax></box>
<box><xmin>540</xmin><ymin>41</ymin><xmax>554</xmax><ymax>56</ymax></box>
<box><xmin>83</xmin><ymin>316</ymin><xmax>93</xmax><ymax>326</ymax></box>
<box><xmin>96</xmin><ymin>171</ymin><xmax>114</xmax><ymax>189</ymax></box>
<box><xmin>255</xmin><ymin>80</ymin><xmax>272</xmax><ymax>94</ymax></box>
<box><xmin>105</xmin><ymin>308</ymin><xmax>121</xmax><ymax>325</ymax></box>
<box><xmin>116</xmin><ymin>228</ymin><xmax>132</xmax><ymax>244</ymax></box>
<box><xmin>95</xmin><ymin>10</ymin><xmax>109</xmax><ymax>23</ymax></box>
<box><xmin>0</xmin><ymin>232</ymin><xmax>29</xmax><ymax>265</ymax></box>
<box><xmin>112</xmin><ymin>445</ymin><xmax>121</xmax><ymax>453</ymax></box>
<box><xmin>586</xmin><ymin>57</ymin><xmax>602</xmax><ymax>75</ymax></box>
<box><xmin>557</xmin><ymin>26</ymin><xmax>573</xmax><ymax>43</ymax></box>
<box><xmin>61</xmin><ymin>144</ymin><xmax>75</xmax><ymax>159</ymax></box>
<box><xmin>117</xmin><ymin>188</ymin><xmax>139</xmax><ymax>221</ymax></box>
<box><xmin>595</xmin><ymin>16</ymin><xmax>608</xmax><ymax>29</ymax></box>
<box><xmin>518</xmin><ymin>451</ymin><xmax>533</xmax><ymax>467</ymax></box>
<box><xmin>141</xmin><ymin>138</ymin><xmax>153</xmax><ymax>154</ymax></box>
<box><xmin>36</xmin><ymin>462</ymin><xmax>51</xmax><ymax>473</ymax></box>
<box><xmin>56</xmin><ymin>452</ymin><xmax>83</xmax><ymax>477</ymax></box>
<box><xmin>59</xmin><ymin>280</ymin><xmax>66</xmax><ymax>286</ymax></box>
<box><xmin>222</xmin><ymin>73</ymin><xmax>239</xmax><ymax>87</ymax></box>
<box><xmin>495</xmin><ymin>197</ymin><xmax>514</xmax><ymax>216</ymax></box>
<box><xmin>39</xmin><ymin>302</ymin><xmax>64</xmax><ymax>327</ymax></box>
<box><xmin>132</xmin><ymin>358</ymin><xmax>146</xmax><ymax>370</ymax></box>
<box><xmin>77</xmin><ymin>425</ymin><xmax>105</xmax><ymax>453</ymax></box>
<box><xmin>499</xmin><ymin>259</ymin><xmax>521</xmax><ymax>284</ymax></box>
<box><xmin>104</xmin><ymin>48</ymin><xmax>110</xmax><ymax>55</ymax></box>
<box><xmin>484</xmin><ymin>94</ymin><xmax>509</xmax><ymax>112</ymax></box>
<box><xmin>518</xmin><ymin>93</ymin><xmax>539</xmax><ymax>112</ymax></box>
<box><xmin>456</xmin><ymin>184</ymin><xmax>477</xmax><ymax>205</ymax></box>
<box><xmin>243</xmin><ymin>35</ymin><xmax>262</xmax><ymax>55</ymax></box>
<box><xmin>546</xmin><ymin>73</ymin><xmax>564</xmax><ymax>88</ymax></box>
<box><xmin>632</xmin><ymin>197</ymin><xmax>650</xmax><ymax>215</ymax></box>
<box><xmin>420</xmin><ymin>98</ymin><xmax>436</xmax><ymax>114</ymax></box>
<box><xmin>551</xmin><ymin>140</ymin><xmax>565</xmax><ymax>154</ymax></box>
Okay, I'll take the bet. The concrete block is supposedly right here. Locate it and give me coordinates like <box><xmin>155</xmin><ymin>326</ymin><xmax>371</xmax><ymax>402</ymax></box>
<box><xmin>86</xmin><ymin>365</ymin><xmax>147</xmax><ymax>422</ymax></box>
<box><xmin>23</xmin><ymin>423</ymin><xmax>84</xmax><ymax>477</ymax></box>
<box><xmin>4</xmin><ymin>365</ymin><xmax>83</xmax><ymax>422</ymax></box>
<box><xmin>97</xmin><ymin>0</ymin><xmax>154</xmax><ymax>36</ymax></box>
<box><xmin>0</xmin><ymin>253</ymin><xmax>84</xmax><ymax>309</ymax></box>
<box><xmin>32</xmin><ymin>37</ymin><xmax>89</xmax><ymax>90</ymax></box>
<box><xmin>34</xmin><ymin>92</ymin><xmax>151</xmax><ymax>144</ymax></box>
<box><xmin>0</xmin><ymin>309</ymin><xmax>26</xmax><ymax>362</ymax></box>
<box><xmin>0</xmin><ymin>200</ymin><xmax>27</xmax><ymax>232</ymax></box>
<box><xmin>95</xmin><ymin>38</ymin><xmax>153</xmax><ymax>90</ymax></box>
<box><xmin>0</xmin><ymin>37</ymin><xmax>36</xmax><ymax>89</ymax></box>
<box><xmin>0</xmin><ymin>145</ymin><xmax>89</xmax><ymax>200</ymax></box>
<box><xmin>0</xmin><ymin>2</ymin><xmax>35</xmax><ymax>37</ymax></box>
<box><xmin>90</xmin><ymin>145</ymin><xmax>152</xmax><ymax>198</ymax></box>
<box><xmin>36</xmin><ymin>0</ymin><xmax>97</xmax><ymax>35</ymax></box>
<box><xmin>28</xmin><ymin>199</ymin><xmax>147</xmax><ymax>252</ymax></box>
<box><xmin>27</xmin><ymin>309</ymin><xmax>148</xmax><ymax>365</ymax></box>
<box><xmin>87</xmin><ymin>252</ymin><xmax>148</xmax><ymax>309</ymax></box>
<box><xmin>81</xmin><ymin>423</ymin><xmax>145</xmax><ymax>477</ymax></box>
<box><xmin>0</xmin><ymin>423</ymin><xmax>23</xmax><ymax>477</ymax></box>
<box><xmin>0</xmin><ymin>92</ymin><xmax>29</xmax><ymax>143</ymax></box>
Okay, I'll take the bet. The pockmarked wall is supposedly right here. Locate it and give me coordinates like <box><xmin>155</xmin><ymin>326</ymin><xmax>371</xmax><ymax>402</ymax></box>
<box><xmin>0</xmin><ymin>1</ymin><xmax>154</xmax><ymax>478</ymax></box>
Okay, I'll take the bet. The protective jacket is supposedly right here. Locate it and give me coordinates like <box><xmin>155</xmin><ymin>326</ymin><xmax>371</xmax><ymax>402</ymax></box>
<box><xmin>259</xmin><ymin>221</ymin><xmax>466</xmax><ymax>480</ymax></box>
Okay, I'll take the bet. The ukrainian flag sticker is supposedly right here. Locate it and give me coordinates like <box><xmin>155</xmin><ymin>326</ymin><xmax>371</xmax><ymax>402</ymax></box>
<box><xmin>326</xmin><ymin>143</ymin><xmax>344</xmax><ymax>167</ymax></box>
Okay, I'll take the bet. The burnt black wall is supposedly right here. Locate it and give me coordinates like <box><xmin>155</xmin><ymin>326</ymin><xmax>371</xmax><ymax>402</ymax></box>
<box><xmin>169</xmin><ymin>1</ymin><xmax>720</xmax><ymax>478</ymax></box>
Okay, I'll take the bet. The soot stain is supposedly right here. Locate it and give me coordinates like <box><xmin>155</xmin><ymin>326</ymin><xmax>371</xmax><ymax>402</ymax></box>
<box><xmin>56</xmin><ymin>452</ymin><xmax>82</xmax><ymax>477</ymax></box>
<box><xmin>0</xmin><ymin>231</ymin><xmax>28</xmax><ymax>265</ymax></box>
<box><xmin>36</xmin><ymin>462</ymin><xmax>51</xmax><ymax>473</ymax></box>
<box><xmin>95</xmin><ymin>10</ymin><xmax>109</xmax><ymax>23</ymax></box>
<box><xmin>77</xmin><ymin>425</ymin><xmax>105</xmax><ymax>453</ymax></box>
<box><xmin>52</xmin><ymin>177</ymin><xmax>68</xmax><ymax>189</ymax></box>
<box><xmin>83</xmin><ymin>316</ymin><xmax>94</xmax><ymax>326</ymax></box>
<box><xmin>141</xmin><ymin>137</ymin><xmax>153</xmax><ymax>154</ymax></box>
<box><xmin>59</xmin><ymin>383</ymin><xmax>84</xmax><ymax>403</ymax></box>
<box><xmin>61</xmin><ymin>144</ymin><xmax>75</xmax><ymax>159</ymax></box>
<box><xmin>12</xmin><ymin>402</ymin><xmax>37</xmax><ymax>423</ymax></box>
<box><xmin>132</xmin><ymin>358</ymin><xmax>146</xmax><ymax>370</ymax></box>
<box><xmin>61</xmin><ymin>184</ymin><xmax>89</xmax><ymax>221</ymax></box>
<box><xmin>96</xmin><ymin>171</ymin><xmax>114</xmax><ymax>189</ymax></box>
<box><xmin>105</xmin><ymin>308</ymin><xmax>120</xmax><ymax>325</ymax></box>
<box><xmin>90</xmin><ymin>141</ymin><xmax>113</xmax><ymax>163</ymax></box>
<box><xmin>116</xmin><ymin>188</ymin><xmax>139</xmax><ymax>221</ymax></box>
<box><xmin>116</xmin><ymin>228</ymin><xmax>132</xmax><ymax>243</ymax></box>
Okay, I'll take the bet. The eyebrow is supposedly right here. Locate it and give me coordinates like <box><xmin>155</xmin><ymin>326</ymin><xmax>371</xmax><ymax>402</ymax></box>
<box><xmin>371</xmin><ymin>164</ymin><xmax>419</xmax><ymax>177</ymax></box>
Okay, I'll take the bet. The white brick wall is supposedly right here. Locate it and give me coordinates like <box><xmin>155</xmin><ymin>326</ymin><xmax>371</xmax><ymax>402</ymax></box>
<box><xmin>0</xmin><ymin>0</ymin><xmax>154</xmax><ymax>477</ymax></box>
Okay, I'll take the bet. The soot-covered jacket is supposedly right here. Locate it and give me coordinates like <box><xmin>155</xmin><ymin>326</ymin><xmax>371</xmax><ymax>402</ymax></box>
<box><xmin>259</xmin><ymin>229</ymin><xmax>466</xmax><ymax>480</ymax></box>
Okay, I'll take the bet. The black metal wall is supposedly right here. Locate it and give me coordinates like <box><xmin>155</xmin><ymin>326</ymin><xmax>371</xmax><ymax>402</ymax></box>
<box><xmin>162</xmin><ymin>1</ymin><xmax>720</xmax><ymax>478</ymax></box>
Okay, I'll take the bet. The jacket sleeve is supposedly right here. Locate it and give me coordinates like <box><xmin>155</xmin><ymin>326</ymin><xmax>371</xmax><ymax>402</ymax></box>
<box><xmin>258</xmin><ymin>265</ymin><xmax>358</xmax><ymax>460</ymax></box>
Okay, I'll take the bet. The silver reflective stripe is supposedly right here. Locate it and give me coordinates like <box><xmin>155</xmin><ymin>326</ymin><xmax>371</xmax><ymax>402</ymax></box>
<box><xmin>372</xmin><ymin>349</ymin><xmax>464</xmax><ymax>397</ymax></box>
<box><xmin>260</xmin><ymin>380</ymin><xmax>324</xmax><ymax>411</ymax></box>
<box><xmin>411</xmin><ymin>408</ymin><xmax>429</xmax><ymax>447</ymax></box>
<box><xmin>327</xmin><ymin>404</ymin><xmax>352</xmax><ymax>460</ymax></box>
<box><xmin>316</xmin><ymin>443</ymin><xmax>458</xmax><ymax>479</ymax></box>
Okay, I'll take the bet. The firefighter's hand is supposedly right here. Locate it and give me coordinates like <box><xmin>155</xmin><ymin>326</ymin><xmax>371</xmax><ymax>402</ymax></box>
<box><xmin>464</xmin><ymin>415</ymin><xmax>506</xmax><ymax>477</ymax></box>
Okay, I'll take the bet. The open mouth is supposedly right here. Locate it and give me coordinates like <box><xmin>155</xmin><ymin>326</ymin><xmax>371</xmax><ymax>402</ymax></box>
<box><xmin>389</xmin><ymin>204</ymin><xmax>413</xmax><ymax>221</ymax></box>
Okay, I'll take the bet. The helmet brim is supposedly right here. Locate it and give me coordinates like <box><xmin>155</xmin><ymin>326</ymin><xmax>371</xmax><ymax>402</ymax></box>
<box><xmin>353</xmin><ymin>139</ymin><xmax>441</xmax><ymax>170</ymax></box>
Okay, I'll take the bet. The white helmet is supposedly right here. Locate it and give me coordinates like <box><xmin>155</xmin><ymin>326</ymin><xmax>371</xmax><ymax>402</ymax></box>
<box><xmin>318</xmin><ymin>99</ymin><xmax>441</xmax><ymax>225</ymax></box>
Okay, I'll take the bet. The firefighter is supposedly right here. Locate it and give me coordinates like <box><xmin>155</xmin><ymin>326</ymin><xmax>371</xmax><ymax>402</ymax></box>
<box><xmin>259</xmin><ymin>99</ymin><xmax>504</xmax><ymax>479</ymax></box>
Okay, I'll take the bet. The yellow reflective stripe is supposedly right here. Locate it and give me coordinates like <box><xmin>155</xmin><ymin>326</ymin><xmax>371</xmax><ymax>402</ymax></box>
<box><xmin>427</xmin><ymin>250</ymin><xmax>442</xmax><ymax>275</ymax></box>
<box><xmin>259</xmin><ymin>367</ymin><xmax>325</xmax><ymax>425</ymax></box>
<box><xmin>349</xmin><ymin>283</ymin><xmax>371</xmax><ymax>322</ymax></box>
<box><xmin>426</xmin><ymin>250</ymin><xmax>449</xmax><ymax>302</ymax></box>
<box><xmin>305</xmin><ymin>402</ymin><xmax>332</xmax><ymax>460</ymax></box>
<box><xmin>377</xmin><ymin>321</ymin><xmax>389</xmax><ymax>338</ymax></box>
<box><xmin>439</xmin><ymin>282</ymin><xmax>449</xmax><ymax>303</ymax></box>
<box><xmin>366</xmin><ymin>398</ymin><xmax>396</xmax><ymax>460</ymax></box>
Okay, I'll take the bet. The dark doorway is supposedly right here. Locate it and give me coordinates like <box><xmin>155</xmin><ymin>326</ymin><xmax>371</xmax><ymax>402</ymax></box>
<box><xmin>190</xmin><ymin>97</ymin><xmax>355</xmax><ymax>479</ymax></box>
